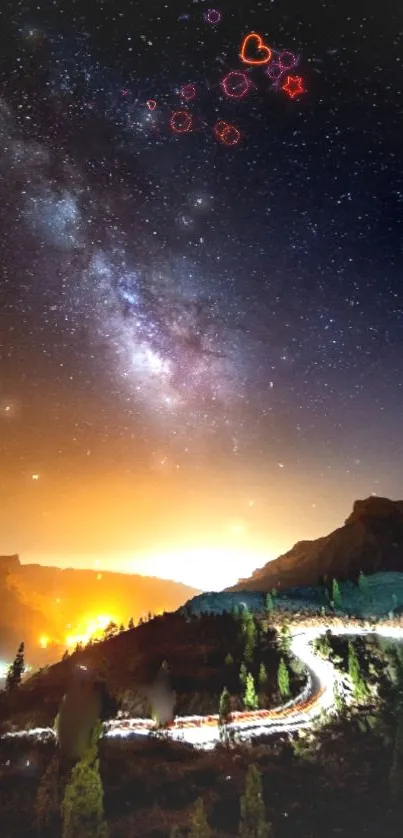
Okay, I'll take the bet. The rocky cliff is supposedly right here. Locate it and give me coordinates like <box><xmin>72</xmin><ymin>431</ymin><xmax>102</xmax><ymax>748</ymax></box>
<box><xmin>228</xmin><ymin>497</ymin><xmax>403</xmax><ymax>592</ymax></box>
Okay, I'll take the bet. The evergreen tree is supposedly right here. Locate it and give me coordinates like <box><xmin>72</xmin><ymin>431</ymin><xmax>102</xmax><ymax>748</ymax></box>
<box><xmin>333</xmin><ymin>681</ymin><xmax>346</xmax><ymax>715</ymax></box>
<box><xmin>348</xmin><ymin>641</ymin><xmax>367</xmax><ymax>701</ymax></box>
<box><xmin>35</xmin><ymin>754</ymin><xmax>60</xmax><ymax>837</ymax></box>
<box><xmin>61</xmin><ymin>721</ymin><xmax>107</xmax><ymax>838</ymax></box>
<box><xmin>358</xmin><ymin>570</ymin><xmax>370</xmax><ymax>600</ymax></box>
<box><xmin>265</xmin><ymin>593</ymin><xmax>274</xmax><ymax>613</ymax></box>
<box><xmin>389</xmin><ymin>650</ymin><xmax>403</xmax><ymax>804</ymax></box>
<box><xmin>219</xmin><ymin>687</ymin><xmax>231</xmax><ymax>723</ymax></box>
<box><xmin>314</xmin><ymin>631</ymin><xmax>332</xmax><ymax>659</ymax></box>
<box><xmin>239</xmin><ymin>763</ymin><xmax>271</xmax><ymax>838</ymax></box>
<box><xmin>242</xmin><ymin>610</ymin><xmax>257</xmax><ymax>664</ymax></box>
<box><xmin>240</xmin><ymin>662</ymin><xmax>248</xmax><ymax>687</ymax></box>
<box><xmin>225</xmin><ymin>652</ymin><xmax>234</xmax><ymax>667</ymax></box>
<box><xmin>278</xmin><ymin>621</ymin><xmax>291</xmax><ymax>654</ymax></box>
<box><xmin>118</xmin><ymin>623</ymin><xmax>125</xmax><ymax>633</ymax></box>
<box><xmin>128</xmin><ymin>617</ymin><xmax>135</xmax><ymax>630</ymax></box>
<box><xmin>332</xmin><ymin>579</ymin><xmax>342</xmax><ymax>608</ymax></box>
<box><xmin>102</xmin><ymin>622</ymin><xmax>118</xmax><ymax>640</ymax></box>
<box><xmin>5</xmin><ymin>642</ymin><xmax>25</xmax><ymax>691</ymax></box>
<box><xmin>219</xmin><ymin>687</ymin><xmax>231</xmax><ymax>744</ymax></box>
<box><xmin>258</xmin><ymin>663</ymin><xmax>268</xmax><ymax>690</ymax></box>
<box><xmin>277</xmin><ymin>658</ymin><xmax>290</xmax><ymax>699</ymax></box>
<box><xmin>188</xmin><ymin>797</ymin><xmax>211</xmax><ymax>838</ymax></box>
<box><xmin>244</xmin><ymin>673</ymin><xmax>258</xmax><ymax>710</ymax></box>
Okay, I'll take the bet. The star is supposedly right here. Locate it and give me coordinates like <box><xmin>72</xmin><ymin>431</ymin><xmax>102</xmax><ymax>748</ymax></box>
<box><xmin>281</xmin><ymin>76</ymin><xmax>305</xmax><ymax>99</ymax></box>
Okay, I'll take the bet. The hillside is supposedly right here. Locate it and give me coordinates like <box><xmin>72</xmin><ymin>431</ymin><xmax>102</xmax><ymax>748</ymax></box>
<box><xmin>227</xmin><ymin>496</ymin><xmax>403</xmax><ymax>592</ymax></box>
<box><xmin>0</xmin><ymin>609</ymin><xmax>300</xmax><ymax>732</ymax></box>
<box><xmin>0</xmin><ymin>555</ymin><xmax>198</xmax><ymax>665</ymax></box>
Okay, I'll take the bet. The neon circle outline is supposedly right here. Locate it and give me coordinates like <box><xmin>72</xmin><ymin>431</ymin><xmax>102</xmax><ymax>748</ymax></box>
<box><xmin>221</xmin><ymin>71</ymin><xmax>250</xmax><ymax>99</ymax></box>
<box><xmin>169</xmin><ymin>109</ymin><xmax>193</xmax><ymax>133</ymax></box>
<box><xmin>205</xmin><ymin>8</ymin><xmax>221</xmax><ymax>25</ymax></box>
<box><xmin>180</xmin><ymin>84</ymin><xmax>197</xmax><ymax>101</ymax></box>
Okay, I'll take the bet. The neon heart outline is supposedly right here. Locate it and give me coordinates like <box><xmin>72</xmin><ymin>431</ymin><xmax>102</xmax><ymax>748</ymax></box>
<box><xmin>240</xmin><ymin>32</ymin><xmax>272</xmax><ymax>65</ymax></box>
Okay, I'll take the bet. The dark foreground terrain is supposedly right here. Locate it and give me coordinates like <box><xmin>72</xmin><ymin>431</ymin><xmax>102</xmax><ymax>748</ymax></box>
<box><xmin>0</xmin><ymin>712</ymin><xmax>401</xmax><ymax>838</ymax></box>
<box><xmin>1</xmin><ymin>608</ymin><xmax>403</xmax><ymax>837</ymax></box>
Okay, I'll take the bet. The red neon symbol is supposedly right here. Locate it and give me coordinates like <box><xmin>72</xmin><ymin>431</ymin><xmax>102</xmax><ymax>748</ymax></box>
<box><xmin>281</xmin><ymin>76</ymin><xmax>305</xmax><ymax>99</ymax></box>
<box><xmin>221</xmin><ymin>71</ymin><xmax>251</xmax><ymax>99</ymax></box>
<box><xmin>180</xmin><ymin>84</ymin><xmax>196</xmax><ymax>101</ymax></box>
<box><xmin>170</xmin><ymin>110</ymin><xmax>193</xmax><ymax>133</ymax></box>
<box><xmin>213</xmin><ymin>121</ymin><xmax>241</xmax><ymax>147</ymax></box>
<box><xmin>240</xmin><ymin>32</ymin><xmax>272</xmax><ymax>65</ymax></box>
<box><xmin>146</xmin><ymin>99</ymin><xmax>157</xmax><ymax>111</ymax></box>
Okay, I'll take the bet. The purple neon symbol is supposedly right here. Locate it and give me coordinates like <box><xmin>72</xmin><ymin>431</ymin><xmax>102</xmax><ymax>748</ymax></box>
<box><xmin>205</xmin><ymin>9</ymin><xmax>221</xmax><ymax>25</ymax></box>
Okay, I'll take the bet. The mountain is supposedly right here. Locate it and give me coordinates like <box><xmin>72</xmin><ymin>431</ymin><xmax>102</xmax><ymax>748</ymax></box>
<box><xmin>227</xmin><ymin>496</ymin><xmax>403</xmax><ymax>592</ymax></box>
<box><xmin>0</xmin><ymin>554</ymin><xmax>198</xmax><ymax>664</ymax></box>
<box><xmin>0</xmin><ymin>556</ymin><xmax>58</xmax><ymax>659</ymax></box>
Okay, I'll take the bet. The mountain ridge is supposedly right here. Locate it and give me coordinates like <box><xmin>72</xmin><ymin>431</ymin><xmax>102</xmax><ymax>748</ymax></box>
<box><xmin>226</xmin><ymin>496</ymin><xmax>403</xmax><ymax>592</ymax></box>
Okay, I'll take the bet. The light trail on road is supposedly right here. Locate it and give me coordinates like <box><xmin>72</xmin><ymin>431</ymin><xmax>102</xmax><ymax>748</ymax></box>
<box><xmin>3</xmin><ymin>622</ymin><xmax>403</xmax><ymax>750</ymax></box>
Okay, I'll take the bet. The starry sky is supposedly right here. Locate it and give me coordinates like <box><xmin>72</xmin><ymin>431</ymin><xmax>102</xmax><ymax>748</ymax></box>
<box><xmin>0</xmin><ymin>0</ymin><xmax>402</xmax><ymax>590</ymax></box>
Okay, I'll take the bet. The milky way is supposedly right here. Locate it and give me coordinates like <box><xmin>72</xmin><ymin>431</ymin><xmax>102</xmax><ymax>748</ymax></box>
<box><xmin>0</xmin><ymin>87</ymin><xmax>249</xmax><ymax>443</ymax></box>
<box><xmin>1</xmin><ymin>0</ymin><xmax>403</xmax><ymax>511</ymax></box>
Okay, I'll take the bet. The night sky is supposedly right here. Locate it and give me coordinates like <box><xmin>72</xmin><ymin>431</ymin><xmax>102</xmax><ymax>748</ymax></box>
<box><xmin>1</xmin><ymin>0</ymin><xmax>402</xmax><ymax>590</ymax></box>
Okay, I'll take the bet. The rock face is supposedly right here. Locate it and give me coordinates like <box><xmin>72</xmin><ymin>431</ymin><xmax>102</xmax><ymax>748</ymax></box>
<box><xmin>0</xmin><ymin>554</ymin><xmax>20</xmax><ymax>577</ymax></box>
<box><xmin>227</xmin><ymin>497</ymin><xmax>403</xmax><ymax>592</ymax></box>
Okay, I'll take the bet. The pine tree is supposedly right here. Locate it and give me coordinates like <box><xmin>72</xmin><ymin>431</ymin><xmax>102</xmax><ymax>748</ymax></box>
<box><xmin>188</xmin><ymin>797</ymin><xmax>211</xmax><ymax>838</ymax></box>
<box><xmin>239</xmin><ymin>763</ymin><xmax>271</xmax><ymax>838</ymax></box>
<box><xmin>278</xmin><ymin>621</ymin><xmax>291</xmax><ymax>654</ymax></box>
<box><xmin>242</xmin><ymin>610</ymin><xmax>257</xmax><ymax>664</ymax></box>
<box><xmin>225</xmin><ymin>652</ymin><xmax>234</xmax><ymax>667</ymax></box>
<box><xmin>61</xmin><ymin>721</ymin><xmax>107</xmax><ymax>838</ymax></box>
<box><xmin>333</xmin><ymin>681</ymin><xmax>346</xmax><ymax>714</ymax></box>
<box><xmin>244</xmin><ymin>673</ymin><xmax>258</xmax><ymax>710</ymax></box>
<box><xmin>128</xmin><ymin>617</ymin><xmax>135</xmax><ymax>629</ymax></box>
<box><xmin>348</xmin><ymin>641</ymin><xmax>367</xmax><ymax>701</ymax></box>
<box><xmin>277</xmin><ymin>658</ymin><xmax>290</xmax><ymax>699</ymax></box>
<box><xmin>240</xmin><ymin>662</ymin><xmax>248</xmax><ymax>687</ymax></box>
<box><xmin>265</xmin><ymin>593</ymin><xmax>274</xmax><ymax>613</ymax></box>
<box><xmin>219</xmin><ymin>687</ymin><xmax>231</xmax><ymax>723</ymax></box>
<box><xmin>258</xmin><ymin>663</ymin><xmax>268</xmax><ymax>690</ymax></box>
<box><xmin>358</xmin><ymin>570</ymin><xmax>370</xmax><ymax>600</ymax></box>
<box><xmin>332</xmin><ymin>578</ymin><xmax>342</xmax><ymax>608</ymax></box>
<box><xmin>5</xmin><ymin>642</ymin><xmax>25</xmax><ymax>691</ymax></box>
<box><xmin>389</xmin><ymin>651</ymin><xmax>403</xmax><ymax>804</ymax></box>
<box><xmin>102</xmin><ymin>622</ymin><xmax>118</xmax><ymax>640</ymax></box>
<box><xmin>219</xmin><ymin>687</ymin><xmax>231</xmax><ymax>744</ymax></box>
<box><xmin>35</xmin><ymin>754</ymin><xmax>60</xmax><ymax>837</ymax></box>
<box><xmin>118</xmin><ymin>623</ymin><xmax>125</xmax><ymax>633</ymax></box>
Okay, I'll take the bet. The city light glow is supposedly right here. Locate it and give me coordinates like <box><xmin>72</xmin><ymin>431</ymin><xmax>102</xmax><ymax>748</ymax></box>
<box><xmin>65</xmin><ymin>613</ymin><xmax>118</xmax><ymax>648</ymax></box>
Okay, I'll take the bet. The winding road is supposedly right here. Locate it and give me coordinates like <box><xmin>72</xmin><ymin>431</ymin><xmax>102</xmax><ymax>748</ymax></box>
<box><xmin>3</xmin><ymin>622</ymin><xmax>403</xmax><ymax>750</ymax></box>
